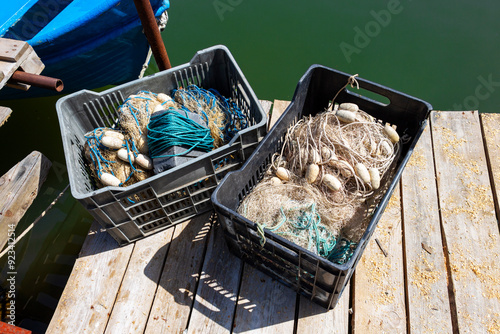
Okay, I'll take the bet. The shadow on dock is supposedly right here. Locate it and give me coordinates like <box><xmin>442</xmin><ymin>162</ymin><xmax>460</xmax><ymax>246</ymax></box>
<box><xmin>143</xmin><ymin>211</ymin><xmax>329</xmax><ymax>333</ymax></box>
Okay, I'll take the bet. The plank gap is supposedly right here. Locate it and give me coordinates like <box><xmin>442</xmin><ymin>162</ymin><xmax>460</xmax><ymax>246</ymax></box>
<box><xmin>144</xmin><ymin>213</ymin><xmax>214</xmax><ymax>334</ymax></box>
<box><xmin>139</xmin><ymin>228</ymin><xmax>176</xmax><ymax>333</ymax></box>
<box><xmin>184</xmin><ymin>215</ymin><xmax>217</xmax><ymax>332</ymax></box>
<box><xmin>479</xmin><ymin>114</ymin><xmax>500</xmax><ymax>232</ymax></box>
<box><xmin>429</xmin><ymin>113</ymin><xmax>460</xmax><ymax>334</ymax></box>
<box><xmin>349</xmin><ymin>271</ymin><xmax>356</xmax><ymax>334</ymax></box>
<box><xmin>293</xmin><ymin>293</ymin><xmax>300</xmax><ymax>334</ymax></box>
<box><xmin>399</xmin><ymin>180</ymin><xmax>412</xmax><ymax>334</ymax></box>
<box><xmin>102</xmin><ymin>241</ymin><xmax>137</xmax><ymax>333</ymax></box>
<box><xmin>401</xmin><ymin>121</ymin><xmax>454</xmax><ymax>333</ymax></box>
<box><xmin>352</xmin><ymin>185</ymin><xmax>406</xmax><ymax>333</ymax></box>
<box><xmin>229</xmin><ymin>253</ymin><xmax>246</xmax><ymax>333</ymax></box>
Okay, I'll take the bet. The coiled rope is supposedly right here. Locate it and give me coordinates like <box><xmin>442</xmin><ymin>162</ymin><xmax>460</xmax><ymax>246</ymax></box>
<box><xmin>147</xmin><ymin>109</ymin><xmax>214</xmax><ymax>158</ymax></box>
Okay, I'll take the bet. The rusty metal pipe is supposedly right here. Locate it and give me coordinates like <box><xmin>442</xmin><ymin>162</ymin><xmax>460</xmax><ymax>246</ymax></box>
<box><xmin>133</xmin><ymin>0</ymin><xmax>171</xmax><ymax>71</ymax></box>
<box><xmin>9</xmin><ymin>71</ymin><xmax>64</xmax><ymax>92</ymax></box>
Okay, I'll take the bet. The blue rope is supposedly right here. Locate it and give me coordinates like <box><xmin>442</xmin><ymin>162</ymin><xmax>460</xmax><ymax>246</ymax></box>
<box><xmin>118</xmin><ymin>138</ymin><xmax>142</xmax><ymax>186</ymax></box>
<box><xmin>252</xmin><ymin>202</ymin><xmax>356</xmax><ymax>263</ymax></box>
<box><xmin>209</xmin><ymin>88</ymin><xmax>249</xmax><ymax>141</ymax></box>
<box><xmin>146</xmin><ymin>109</ymin><xmax>214</xmax><ymax>159</ymax></box>
<box><xmin>85</xmin><ymin>128</ymin><xmax>118</xmax><ymax>178</ymax></box>
<box><xmin>327</xmin><ymin>238</ymin><xmax>357</xmax><ymax>264</ymax></box>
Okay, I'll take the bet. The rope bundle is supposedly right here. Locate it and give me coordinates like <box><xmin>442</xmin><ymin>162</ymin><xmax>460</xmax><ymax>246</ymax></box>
<box><xmin>147</xmin><ymin>109</ymin><xmax>214</xmax><ymax>159</ymax></box>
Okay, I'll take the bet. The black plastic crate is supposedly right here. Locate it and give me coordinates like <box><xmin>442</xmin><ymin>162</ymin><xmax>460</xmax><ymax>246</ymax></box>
<box><xmin>211</xmin><ymin>65</ymin><xmax>432</xmax><ymax>309</ymax></box>
<box><xmin>57</xmin><ymin>45</ymin><xmax>267</xmax><ymax>246</ymax></box>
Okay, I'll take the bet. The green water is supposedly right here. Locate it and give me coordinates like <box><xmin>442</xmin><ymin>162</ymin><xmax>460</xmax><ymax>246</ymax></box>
<box><xmin>163</xmin><ymin>0</ymin><xmax>500</xmax><ymax>112</ymax></box>
<box><xmin>1</xmin><ymin>0</ymin><xmax>499</xmax><ymax>331</ymax></box>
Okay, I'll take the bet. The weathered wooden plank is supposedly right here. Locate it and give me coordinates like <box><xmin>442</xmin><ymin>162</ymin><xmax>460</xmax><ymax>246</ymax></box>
<box><xmin>0</xmin><ymin>39</ymin><xmax>43</xmax><ymax>90</ymax></box>
<box><xmin>17</xmin><ymin>51</ymin><xmax>44</xmax><ymax>74</ymax></box>
<box><xmin>0</xmin><ymin>38</ymin><xmax>30</xmax><ymax>62</ymax></box>
<box><xmin>260</xmin><ymin>99</ymin><xmax>273</xmax><ymax>129</ymax></box>
<box><xmin>186</xmin><ymin>223</ymin><xmax>243</xmax><ymax>334</ymax></box>
<box><xmin>0</xmin><ymin>106</ymin><xmax>12</xmax><ymax>127</ymax></box>
<box><xmin>6</xmin><ymin>51</ymin><xmax>45</xmax><ymax>91</ymax></box>
<box><xmin>232</xmin><ymin>265</ymin><xmax>296</xmax><ymax>333</ymax></box>
<box><xmin>0</xmin><ymin>151</ymin><xmax>51</xmax><ymax>251</ymax></box>
<box><xmin>431</xmin><ymin>111</ymin><xmax>500</xmax><ymax>333</ymax></box>
<box><xmin>296</xmin><ymin>283</ymin><xmax>350</xmax><ymax>334</ymax></box>
<box><xmin>144</xmin><ymin>213</ymin><xmax>212</xmax><ymax>334</ymax></box>
<box><xmin>353</xmin><ymin>185</ymin><xmax>406</xmax><ymax>333</ymax></box>
<box><xmin>268</xmin><ymin>100</ymin><xmax>290</xmax><ymax>130</ymax></box>
<box><xmin>401</xmin><ymin>123</ymin><xmax>453</xmax><ymax>333</ymax></box>
<box><xmin>46</xmin><ymin>221</ymin><xmax>134</xmax><ymax>334</ymax></box>
<box><xmin>481</xmin><ymin>113</ymin><xmax>500</xmax><ymax>223</ymax></box>
<box><xmin>104</xmin><ymin>228</ymin><xmax>174</xmax><ymax>334</ymax></box>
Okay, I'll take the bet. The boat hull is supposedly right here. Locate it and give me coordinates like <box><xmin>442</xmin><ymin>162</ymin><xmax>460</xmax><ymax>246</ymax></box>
<box><xmin>0</xmin><ymin>0</ymin><xmax>169</xmax><ymax>100</ymax></box>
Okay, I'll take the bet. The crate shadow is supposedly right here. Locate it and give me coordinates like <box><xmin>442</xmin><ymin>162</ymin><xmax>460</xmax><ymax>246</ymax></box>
<box><xmin>143</xmin><ymin>211</ymin><xmax>328</xmax><ymax>332</ymax></box>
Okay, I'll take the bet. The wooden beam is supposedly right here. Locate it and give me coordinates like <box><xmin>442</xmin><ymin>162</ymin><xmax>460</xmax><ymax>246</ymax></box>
<box><xmin>0</xmin><ymin>151</ymin><xmax>51</xmax><ymax>251</ymax></box>
<box><xmin>268</xmin><ymin>100</ymin><xmax>290</xmax><ymax>131</ymax></box>
<box><xmin>0</xmin><ymin>39</ymin><xmax>30</xmax><ymax>62</ymax></box>
<box><xmin>401</xmin><ymin>123</ymin><xmax>453</xmax><ymax>332</ymax></box>
<box><xmin>431</xmin><ymin>111</ymin><xmax>500</xmax><ymax>333</ymax></box>
<box><xmin>0</xmin><ymin>38</ymin><xmax>44</xmax><ymax>90</ymax></box>
<box><xmin>0</xmin><ymin>106</ymin><xmax>12</xmax><ymax>127</ymax></box>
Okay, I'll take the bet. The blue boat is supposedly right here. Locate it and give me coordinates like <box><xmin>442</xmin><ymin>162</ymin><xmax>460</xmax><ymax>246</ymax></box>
<box><xmin>0</xmin><ymin>0</ymin><xmax>170</xmax><ymax>100</ymax></box>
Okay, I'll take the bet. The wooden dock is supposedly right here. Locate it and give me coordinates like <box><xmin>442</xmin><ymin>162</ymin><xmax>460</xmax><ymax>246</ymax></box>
<box><xmin>0</xmin><ymin>151</ymin><xmax>51</xmax><ymax>252</ymax></box>
<box><xmin>47</xmin><ymin>103</ymin><xmax>500</xmax><ymax>334</ymax></box>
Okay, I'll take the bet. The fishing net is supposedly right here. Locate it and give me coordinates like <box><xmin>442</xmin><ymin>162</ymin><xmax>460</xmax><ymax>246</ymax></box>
<box><xmin>118</xmin><ymin>90</ymin><xmax>161</xmax><ymax>154</ymax></box>
<box><xmin>173</xmin><ymin>85</ymin><xmax>249</xmax><ymax>148</ymax></box>
<box><xmin>84</xmin><ymin>87</ymin><xmax>247</xmax><ymax>189</ymax></box>
<box><xmin>238</xmin><ymin>103</ymin><xmax>399</xmax><ymax>263</ymax></box>
<box><xmin>84</xmin><ymin>127</ymin><xmax>152</xmax><ymax>189</ymax></box>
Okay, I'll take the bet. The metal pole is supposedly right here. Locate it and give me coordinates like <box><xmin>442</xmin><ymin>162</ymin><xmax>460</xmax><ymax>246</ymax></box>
<box><xmin>9</xmin><ymin>71</ymin><xmax>64</xmax><ymax>92</ymax></box>
<box><xmin>133</xmin><ymin>0</ymin><xmax>172</xmax><ymax>71</ymax></box>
